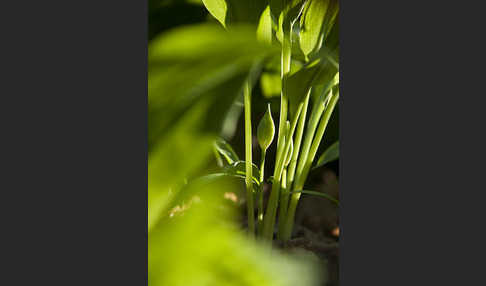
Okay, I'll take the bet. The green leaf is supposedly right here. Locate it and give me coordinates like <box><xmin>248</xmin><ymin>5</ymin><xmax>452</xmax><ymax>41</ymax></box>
<box><xmin>149</xmin><ymin>24</ymin><xmax>278</xmax><ymax>150</ymax></box>
<box><xmin>314</xmin><ymin>140</ymin><xmax>339</xmax><ymax>169</ymax></box>
<box><xmin>257</xmin><ymin>5</ymin><xmax>272</xmax><ymax>44</ymax></box>
<box><xmin>274</xmin><ymin>0</ymin><xmax>307</xmax><ymax>43</ymax></box>
<box><xmin>202</xmin><ymin>0</ymin><xmax>267</xmax><ymax>27</ymax></box>
<box><xmin>149</xmin><ymin>179</ymin><xmax>321</xmax><ymax>286</ymax></box>
<box><xmin>257</xmin><ymin>104</ymin><xmax>276</xmax><ymax>151</ymax></box>
<box><xmin>214</xmin><ymin>138</ymin><xmax>239</xmax><ymax>164</ymax></box>
<box><xmin>202</xmin><ymin>0</ymin><xmax>228</xmax><ymax>28</ymax></box>
<box><xmin>275</xmin><ymin>0</ymin><xmax>307</xmax><ymax>23</ymax></box>
<box><xmin>299</xmin><ymin>0</ymin><xmax>339</xmax><ymax>57</ymax></box>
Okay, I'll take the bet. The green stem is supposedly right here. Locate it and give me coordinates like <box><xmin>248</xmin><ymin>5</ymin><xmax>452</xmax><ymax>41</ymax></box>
<box><xmin>262</xmin><ymin>103</ymin><xmax>302</xmax><ymax>240</ymax></box>
<box><xmin>276</xmin><ymin>91</ymin><xmax>310</xmax><ymax>239</ymax></box>
<box><xmin>244</xmin><ymin>80</ymin><xmax>255</xmax><ymax>237</ymax></box>
<box><xmin>257</xmin><ymin>149</ymin><xmax>266</xmax><ymax>235</ymax></box>
<box><xmin>283</xmin><ymin>90</ymin><xmax>339</xmax><ymax>241</ymax></box>
<box><xmin>292</xmin><ymin>89</ymin><xmax>329</xmax><ymax>192</ymax></box>
<box><xmin>277</xmin><ymin>168</ymin><xmax>288</xmax><ymax>240</ymax></box>
<box><xmin>261</xmin><ymin>20</ymin><xmax>293</xmax><ymax>241</ymax></box>
<box><xmin>286</xmin><ymin>90</ymin><xmax>311</xmax><ymax>189</ymax></box>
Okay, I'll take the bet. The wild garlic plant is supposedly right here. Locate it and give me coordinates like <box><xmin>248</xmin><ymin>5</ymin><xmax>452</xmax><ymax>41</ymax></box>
<box><xmin>204</xmin><ymin>0</ymin><xmax>339</xmax><ymax>242</ymax></box>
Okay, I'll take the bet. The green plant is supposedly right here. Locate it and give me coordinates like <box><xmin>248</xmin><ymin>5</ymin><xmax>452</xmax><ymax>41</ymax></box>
<box><xmin>148</xmin><ymin>0</ymin><xmax>339</xmax><ymax>285</ymax></box>
<box><xmin>148</xmin><ymin>20</ymin><xmax>322</xmax><ymax>286</ymax></box>
<box><xmin>202</xmin><ymin>0</ymin><xmax>340</xmax><ymax>242</ymax></box>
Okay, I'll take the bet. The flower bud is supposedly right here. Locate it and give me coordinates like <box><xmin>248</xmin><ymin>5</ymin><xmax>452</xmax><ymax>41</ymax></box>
<box><xmin>257</xmin><ymin>104</ymin><xmax>275</xmax><ymax>152</ymax></box>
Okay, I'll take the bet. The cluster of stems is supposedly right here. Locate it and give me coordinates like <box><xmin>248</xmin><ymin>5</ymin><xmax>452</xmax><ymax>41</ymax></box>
<box><xmin>244</xmin><ymin>8</ymin><xmax>339</xmax><ymax>242</ymax></box>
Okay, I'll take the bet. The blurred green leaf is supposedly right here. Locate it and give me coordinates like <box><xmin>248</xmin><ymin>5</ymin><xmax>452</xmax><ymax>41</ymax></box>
<box><xmin>149</xmin><ymin>178</ymin><xmax>321</xmax><ymax>286</ymax></box>
<box><xmin>260</xmin><ymin>72</ymin><xmax>281</xmax><ymax>98</ymax></box>
<box><xmin>314</xmin><ymin>140</ymin><xmax>339</xmax><ymax>169</ymax></box>
<box><xmin>149</xmin><ymin>24</ymin><xmax>277</xmax><ymax>151</ymax></box>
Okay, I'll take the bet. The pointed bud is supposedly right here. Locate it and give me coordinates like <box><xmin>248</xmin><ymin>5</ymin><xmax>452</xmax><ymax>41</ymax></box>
<box><xmin>257</xmin><ymin>104</ymin><xmax>275</xmax><ymax>152</ymax></box>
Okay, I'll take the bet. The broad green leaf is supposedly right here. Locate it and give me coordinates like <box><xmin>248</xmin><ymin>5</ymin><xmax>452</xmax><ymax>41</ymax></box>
<box><xmin>214</xmin><ymin>138</ymin><xmax>239</xmax><ymax>164</ymax></box>
<box><xmin>300</xmin><ymin>0</ymin><xmax>339</xmax><ymax>57</ymax></box>
<box><xmin>314</xmin><ymin>140</ymin><xmax>339</xmax><ymax>168</ymax></box>
<box><xmin>149</xmin><ymin>24</ymin><xmax>278</xmax><ymax>150</ymax></box>
<box><xmin>149</xmin><ymin>178</ymin><xmax>321</xmax><ymax>286</ymax></box>
<box><xmin>202</xmin><ymin>0</ymin><xmax>228</xmax><ymax>28</ymax></box>
<box><xmin>257</xmin><ymin>104</ymin><xmax>275</xmax><ymax>151</ymax></box>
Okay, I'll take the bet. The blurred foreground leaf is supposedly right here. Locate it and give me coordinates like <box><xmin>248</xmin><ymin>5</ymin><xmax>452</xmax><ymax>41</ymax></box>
<box><xmin>149</xmin><ymin>178</ymin><xmax>321</xmax><ymax>286</ymax></box>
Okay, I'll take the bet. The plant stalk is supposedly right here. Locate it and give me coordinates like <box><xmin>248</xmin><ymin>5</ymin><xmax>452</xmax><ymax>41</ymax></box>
<box><xmin>262</xmin><ymin>103</ymin><xmax>302</xmax><ymax>240</ymax></box>
<box><xmin>261</xmin><ymin>19</ymin><xmax>293</xmax><ymax>240</ymax></box>
<box><xmin>276</xmin><ymin>90</ymin><xmax>310</xmax><ymax>239</ymax></box>
<box><xmin>277</xmin><ymin>168</ymin><xmax>288</xmax><ymax>240</ymax></box>
<box><xmin>244</xmin><ymin>80</ymin><xmax>255</xmax><ymax>237</ymax></box>
<box><xmin>286</xmin><ymin>90</ymin><xmax>311</xmax><ymax>189</ymax></box>
<box><xmin>283</xmin><ymin>90</ymin><xmax>339</xmax><ymax>240</ymax></box>
<box><xmin>257</xmin><ymin>149</ymin><xmax>266</xmax><ymax>235</ymax></box>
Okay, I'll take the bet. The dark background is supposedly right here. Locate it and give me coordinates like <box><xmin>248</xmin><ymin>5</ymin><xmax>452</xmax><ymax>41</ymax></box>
<box><xmin>1</xmin><ymin>0</ymin><xmax>485</xmax><ymax>285</ymax></box>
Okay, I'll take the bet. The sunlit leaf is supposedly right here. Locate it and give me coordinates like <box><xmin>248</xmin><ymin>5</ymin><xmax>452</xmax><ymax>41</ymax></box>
<box><xmin>314</xmin><ymin>140</ymin><xmax>339</xmax><ymax>169</ymax></box>
<box><xmin>299</xmin><ymin>0</ymin><xmax>338</xmax><ymax>57</ymax></box>
<box><xmin>202</xmin><ymin>0</ymin><xmax>228</xmax><ymax>28</ymax></box>
<box><xmin>257</xmin><ymin>5</ymin><xmax>272</xmax><ymax>44</ymax></box>
<box><xmin>202</xmin><ymin>0</ymin><xmax>267</xmax><ymax>27</ymax></box>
